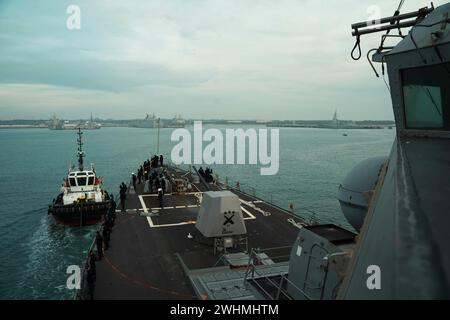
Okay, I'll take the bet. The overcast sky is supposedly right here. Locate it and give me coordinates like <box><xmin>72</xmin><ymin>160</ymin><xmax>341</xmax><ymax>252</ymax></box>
<box><xmin>0</xmin><ymin>0</ymin><xmax>444</xmax><ymax>120</ymax></box>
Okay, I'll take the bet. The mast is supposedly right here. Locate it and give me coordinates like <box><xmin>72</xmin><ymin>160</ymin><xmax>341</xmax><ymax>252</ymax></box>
<box><xmin>333</xmin><ymin>109</ymin><xmax>339</xmax><ymax>129</ymax></box>
<box><xmin>77</xmin><ymin>127</ymin><xmax>84</xmax><ymax>171</ymax></box>
<box><xmin>156</xmin><ymin>117</ymin><xmax>160</xmax><ymax>154</ymax></box>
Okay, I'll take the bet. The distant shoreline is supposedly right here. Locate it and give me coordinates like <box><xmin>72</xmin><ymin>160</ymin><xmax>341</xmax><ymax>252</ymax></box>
<box><xmin>0</xmin><ymin>119</ymin><xmax>396</xmax><ymax>128</ymax></box>
<box><xmin>0</xmin><ymin>125</ymin><xmax>48</xmax><ymax>129</ymax></box>
<box><xmin>0</xmin><ymin>124</ymin><xmax>395</xmax><ymax>130</ymax></box>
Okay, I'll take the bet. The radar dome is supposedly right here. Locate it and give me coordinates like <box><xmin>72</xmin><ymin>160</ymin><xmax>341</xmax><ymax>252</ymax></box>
<box><xmin>338</xmin><ymin>156</ymin><xmax>387</xmax><ymax>231</ymax></box>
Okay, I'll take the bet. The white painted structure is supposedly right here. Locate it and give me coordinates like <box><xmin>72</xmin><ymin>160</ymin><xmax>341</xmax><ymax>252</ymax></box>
<box><xmin>62</xmin><ymin>166</ymin><xmax>105</xmax><ymax>205</ymax></box>
<box><xmin>196</xmin><ymin>191</ymin><xmax>247</xmax><ymax>238</ymax></box>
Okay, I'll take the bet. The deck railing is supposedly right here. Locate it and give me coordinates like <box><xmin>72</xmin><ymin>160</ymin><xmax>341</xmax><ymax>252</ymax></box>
<box><xmin>221</xmin><ymin>179</ymin><xmax>321</xmax><ymax>225</ymax></box>
<box><xmin>73</xmin><ymin>191</ymin><xmax>119</xmax><ymax>300</ymax></box>
<box><xmin>73</xmin><ymin>236</ymin><xmax>96</xmax><ymax>300</ymax></box>
<box><xmin>243</xmin><ymin>246</ymin><xmax>313</xmax><ymax>300</ymax></box>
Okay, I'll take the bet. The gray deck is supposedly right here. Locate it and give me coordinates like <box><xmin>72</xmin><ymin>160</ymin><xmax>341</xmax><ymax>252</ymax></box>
<box><xmin>88</xmin><ymin>165</ymin><xmax>306</xmax><ymax>300</ymax></box>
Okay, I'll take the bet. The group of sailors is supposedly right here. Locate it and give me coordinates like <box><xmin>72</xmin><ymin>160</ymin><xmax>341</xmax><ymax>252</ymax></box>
<box><xmin>198</xmin><ymin>167</ymin><xmax>215</xmax><ymax>183</ymax></box>
<box><xmin>84</xmin><ymin>154</ymin><xmax>168</xmax><ymax>299</ymax></box>
<box><xmin>118</xmin><ymin>154</ymin><xmax>168</xmax><ymax>213</ymax></box>
<box><xmin>143</xmin><ymin>155</ymin><xmax>167</xmax><ymax>208</ymax></box>
<box><xmin>143</xmin><ymin>154</ymin><xmax>164</xmax><ymax>173</ymax></box>
<box><xmin>85</xmin><ymin>196</ymin><xmax>117</xmax><ymax>300</ymax></box>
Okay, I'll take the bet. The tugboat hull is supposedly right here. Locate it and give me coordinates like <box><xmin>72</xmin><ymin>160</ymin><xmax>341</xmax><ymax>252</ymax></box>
<box><xmin>48</xmin><ymin>202</ymin><xmax>110</xmax><ymax>226</ymax></box>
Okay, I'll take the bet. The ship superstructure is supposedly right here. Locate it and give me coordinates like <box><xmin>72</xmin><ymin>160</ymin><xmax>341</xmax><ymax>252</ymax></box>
<box><xmin>130</xmin><ymin>114</ymin><xmax>186</xmax><ymax>129</ymax></box>
<box><xmin>48</xmin><ymin>114</ymin><xmax>101</xmax><ymax>130</ymax></box>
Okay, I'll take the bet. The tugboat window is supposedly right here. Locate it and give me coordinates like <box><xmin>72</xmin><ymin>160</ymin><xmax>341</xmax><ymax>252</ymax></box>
<box><xmin>77</xmin><ymin>177</ymin><xmax>87</xmax><ymax>186</ymax></box>
<box><xmin>69</xmin><ymin>178</ymin><xmax>76</xmax><ymax>186</ymax></box>
<box><xmin>402</xmin><ymin>63</ymin><xmax>450</xmax><ymax>130</ymax></box>
<box><xmin>88</xmin><ymin>177</ymin><xmax>94</xmax><ymax>185</ymax></box>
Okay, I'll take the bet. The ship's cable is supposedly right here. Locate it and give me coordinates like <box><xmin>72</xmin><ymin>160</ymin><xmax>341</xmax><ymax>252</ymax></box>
<box><xmin>351</xmin><ymin>35</ymin><xmax>362</xmax><ymax>60</ymax></box>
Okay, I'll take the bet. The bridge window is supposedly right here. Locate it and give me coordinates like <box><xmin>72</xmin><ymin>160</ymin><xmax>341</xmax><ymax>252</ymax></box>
<box><xmin>77</xmin><ymin>177</ymin><xmax>87</xmax><ymax>186</ymax></box>
<box><xmin>69</xmin><ymin>178</ymin><xmax>76</xmax><ymax>186</ymax></box>
<box><xmin>88</xmin><ymin>177</ymin><xmax>94</xmax><ymax>185</ymax></box>
<box><xmin>402</xmin><ymin>63</ymin><xmax>449</xmax><ymax>130</ymax></box>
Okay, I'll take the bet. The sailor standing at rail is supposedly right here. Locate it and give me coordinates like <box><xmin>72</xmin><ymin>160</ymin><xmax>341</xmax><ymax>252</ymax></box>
<box><xmin>95</xmin><ymin>231</ymin><xmax>103</xmax><ymax>260</ymax></box>
<box><xmin>110</xmin><ymin>196</ymin><xmax>116</xmax><ymax>214</ymax></box>
<box><xmin>161</xmin><ymin>176</ymin><xmax>166</xmax><ymax>194</ymax></box>
<box><xmin>86</xmin><ymin>266</ymin><xmax>96</xmax><ymax>300</ymax></box>
<box><xmin>158</xmin><ymin>187</ymin><xmax>164</xmax><ymax>209</ymax></box>
<box><xmin>132</xmin><ymin>173</ymin><xmax>137</xmax><ymax>191</ymax></box>
<box><xmin>108</xmin><ymin>203</ymin><xmax>116</xmax><ymax>227</ymax></box>
<box><xmin>138</xmin><ymin>166</ymin><xmax>143</xmax><ymax>184</ymax></box>
<box><xmin>149</xmin><ymin>175</ymin><xmax>153</xmax><ymax>193</ymax></box>
<box><xmin>102</xmin><ymin>224</ymin><xmax>110</xmax><ymax>250</ymax></box>
<box><xmin>151</xmin><ymin>155</ymin><xmax>158</xmax><ymax>168</ymax></box>
<box><xmin>89</xmin><ymin>251</ymin><xmax>96</xmax><ymax>270</ymax></box>
<box><xmin>120</xmin><ymin>182</ymin><xmax>127</xmax><ymax>195</ymax></box>
<box><xmin>106</xmin><ymin>211</ymin><xmax>114</xmax><ymax>232</ymax></box>
<box><xmin>120</xmin><ymin>187</ymin><xmax>126</xmax><ymax>212</ymax></box>
<box><xmin>155</xmin><ymin>176</ymin><xmax>161</xmax><ymax>191</ymax></box>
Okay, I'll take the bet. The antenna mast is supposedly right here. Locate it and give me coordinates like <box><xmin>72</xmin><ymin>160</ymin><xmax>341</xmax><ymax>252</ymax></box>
<box><xmin>77</xmin><ymin>128</ymin><xmax>84</xmax><ymax>171</ymax></box>
<box><xmin>156</xmin><ymin>117</ymin><xmax>160</xmax><ymax>154</ymax></box>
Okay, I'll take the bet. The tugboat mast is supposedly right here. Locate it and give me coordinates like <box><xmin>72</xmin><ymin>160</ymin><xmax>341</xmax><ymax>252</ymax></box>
<box><xmin>77</xmin><ymin>128</ymin><xmax>84</xmax><ymax>171</ymax></box>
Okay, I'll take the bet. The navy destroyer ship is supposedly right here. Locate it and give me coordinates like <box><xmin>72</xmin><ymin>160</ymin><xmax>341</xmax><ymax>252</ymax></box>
<box><xmin>130</xmin><ymin>114</ymin><xmax>186</xmax><ymax>129</ymax></box>
<box><xmin>48</xmin><ymin>129</ymin><xmax>110</xmax><ymax>226</ymax></box>
<box><xmin>76</xmin><ymin>3</ymin><xmax>450</xmax><ymax>300</ymax></box>
<box><xmin>49</xmin><ymin>114</ymin><xmax>101</xmax><ymax>130</ymax></box>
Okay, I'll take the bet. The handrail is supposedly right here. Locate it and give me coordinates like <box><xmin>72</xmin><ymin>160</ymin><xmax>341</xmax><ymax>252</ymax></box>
<box><xmin>192</xmin><ymin>166</ymin><xmax>212</xmax><ymax>191</ymax></box>
<box><xmin>74</xmin><ymin>191</ymin><xmax>119</xmax><ymax>300</ymax></box>
<box><xmin>351</xmin><ymin>6</ymin><xmax>434</xmax><ymax>36</ymax></box>
<box><xmin>225</xmin><ymin>182</ymin><xmax>319</xmax><ymax>224</ymax></box>
<box><xmin>244</xmin><ymin>246</ymin><xmax>313</xmax><ymax>300</ymax></box>
<box><xmin>73</xmin><ymin>235</ymin><xmax>97</xmax><ymax>300</ymax></box>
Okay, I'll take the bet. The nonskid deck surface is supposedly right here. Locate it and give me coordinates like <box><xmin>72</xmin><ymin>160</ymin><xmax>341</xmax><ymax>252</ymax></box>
<box><xmin>90</xmin><ymin>165</ymin><xmax>305</xmax><ymax>300</ymax></box>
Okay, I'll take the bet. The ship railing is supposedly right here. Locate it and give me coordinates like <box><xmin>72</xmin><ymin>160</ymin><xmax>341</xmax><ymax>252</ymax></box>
<box><xmin>223</xmin><ymin>179</ymin><xmax>321</xmax><ymax>225</ymax></box>
<box><xmin>243</xmin><ymin>246</ymin><xmax>312</xmax><ymax>300</ymax></box>
<box><xmin>74</xmin><ymin>236</ymin><xmax>96</xmax><ymax>300</ymax></box>
<box><xmin>167</xmin><ymin>164</ymin><xmax>322</xmax><ymax>225</ymax></box>
<box><xmin>74</xmin><ymin>192</ymin><xmax>120</xmax><ymax>300</ymax></box>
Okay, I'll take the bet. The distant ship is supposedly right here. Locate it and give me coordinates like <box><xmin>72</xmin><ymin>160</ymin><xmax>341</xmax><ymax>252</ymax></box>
<box><xmin>266</xmin><ymin>112</ymin><xmax>387</xmax><ymax>129</ymax></box>
<box><xmin>129</xmin><ymin>114</ymin><xmax>186</xmax><ymax>129</ymax></box>
<box><xmin>48</xmin><ymin>128</ymin><xmax>110</xmax><ymax>226</ymax></box>
<box><xmin>48</xmin><ymin>114</ymin><xmax>101</xmax><ymax>130</ymax></box>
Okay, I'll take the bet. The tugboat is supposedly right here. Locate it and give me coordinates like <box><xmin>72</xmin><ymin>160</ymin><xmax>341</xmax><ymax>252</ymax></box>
<box><xmin>48</xmin><ymin>128</ymin><xmax>110</xmax><ymax>226</ymax></box>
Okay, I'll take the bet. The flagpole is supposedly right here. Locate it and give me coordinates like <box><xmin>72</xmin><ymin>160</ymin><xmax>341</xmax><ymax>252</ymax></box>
<box><xmin>157</xmin><ymin>117</ymin><xmax>160</xmax><ymax>154</ymax></box>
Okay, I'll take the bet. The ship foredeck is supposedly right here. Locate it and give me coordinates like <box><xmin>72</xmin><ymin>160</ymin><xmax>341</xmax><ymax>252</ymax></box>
<box><xmin>86</xmin><ymin>165</ymin><xmax>306</xmax><ymax>300</ymax></box>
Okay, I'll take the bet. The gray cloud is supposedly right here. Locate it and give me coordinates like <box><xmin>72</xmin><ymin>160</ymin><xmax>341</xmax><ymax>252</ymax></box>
<box><xmin>0</xmin><ymin>58</ymin><xmax>215</xmax><ymax>91</ymax></box>
<box><xmin>0</xmin><ymin>0</ymin><xmax>446</xmax><ymax>120</ymax></box>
